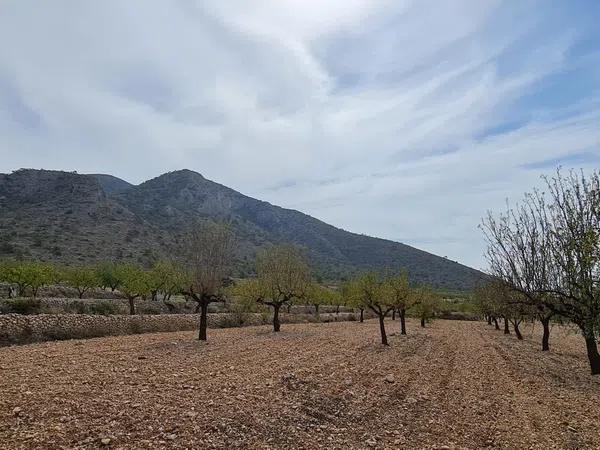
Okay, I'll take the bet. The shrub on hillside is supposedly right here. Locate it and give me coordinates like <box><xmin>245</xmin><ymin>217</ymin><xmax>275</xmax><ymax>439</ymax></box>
<box><xmin>0</xmin><ymin>298</ymin><xmax>42</xmax><ymax>315</ymax></box>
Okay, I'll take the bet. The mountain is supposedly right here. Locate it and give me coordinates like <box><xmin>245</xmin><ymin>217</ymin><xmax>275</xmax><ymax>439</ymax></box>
<box><xmin>0</xmin><ymin>168</ymin><xmax>483</xmax><ymax>289</ymax></box>
<box><xmin>88</xmin><ymin>174</ymin><xmax>133</xmax><ymax>194</ymax></box>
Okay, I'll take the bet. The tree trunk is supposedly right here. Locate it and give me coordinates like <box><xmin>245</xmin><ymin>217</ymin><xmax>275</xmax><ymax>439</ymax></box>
<box><xmin>487</xmin><ymin>315</ymin><xmax>492</xmax><ymax>325</ymax></box>
<box><xmin>503</xmin><ymin>317</ymin><xmax>510</xmax><ymax>334</ymax></box>
<box><xmin>420</xmin><ymin>317</ymin><xmax>425</xmax><ymax>328</ymax></box>
<box><xmin>541</xmin><ymin>317</ymin><xmax>551</xmax><ymax>351</ymax></box>
<box><xmin>78</xmin><ymin>289</ymin><xmax>84</xmax><ymax>299</ymax></box>
<box><xmin>314</xmin><ymin>304</ymin><xmax>319</xmax><ymax>316</ymax></box>
<box><xmin>273</xmin><ymin>304</ymin><xmax>281</xmax><ymax>332</ymax></box>
<box><xmin>493</xmin><ymin>317</ymin><xmax>500</xmax><ymax>330</ymax></box>
<box><xmin>286</xmin><ymin>304</ymin><xmax>292</xmax><ymax>314</ymax></box>
<box><xmin>513</xmin><ymin>321</ymin><xmax>523</xmax><ymax>340</ymax></box>
<box><xmin>400</xmin><ymin>308</ymin><xmax>407</xmax><ymax>335</ymax></box>
<box><xmin>584</xmin><ymin>335</ymin><xmax>600</xmax><ymax>375</ymax></box>
<box><xmin>359</xmin><ymin>308</ymin><xmax>364</xmax><ymax>323</ymax></box>
<box><xmin>128</xmin><ymin>297</ymin><xmax>136</xmax><ymax>315</ymax></box>
<box><xmin>378</xmin><ymin>315</ymin><xmax>388</xmax><ymax>346</ymax></box>
<box><xmin>198</xmin><ymin>301</ymin><xmax>208</xmax><ymax>341</ymax></box>
<box><xmin>336</xmin><ymin>305</ymin><xmax>340</xmax><ymax>314</ymax></box>
<box><xmin>392</xmin><ymin>309</ymin><xmax>396</xmax><ymax>320</ymax></box>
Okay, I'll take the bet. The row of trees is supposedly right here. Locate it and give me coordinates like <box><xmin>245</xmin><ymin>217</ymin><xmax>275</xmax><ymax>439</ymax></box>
<box><xmin>474</xmin><ymin>279</ymin><xmax>549</xmax><ymax>345</ymax></box>
<box><xmin>480</xmin><ymin>169</ymin><xmax>600</xmax><ymax>374</ymax></box>
<box><xmin>0</xmin><ymin>260</ymin><xmax>185</xmax><ymax>314</ymax></box>
<box><xmin>342</xmin><ymin>272</ymin><xmax>442</xmax><ymax>345</ymax></box>
<box><xmin>230</xmin><ymin>248</ymin><xmax>443</xmax><ymax>344</ymax></box>
<box><xmin>1</xmin><ymin>223</ymin><xmax>441</xmax><ymax>345</ymax></box>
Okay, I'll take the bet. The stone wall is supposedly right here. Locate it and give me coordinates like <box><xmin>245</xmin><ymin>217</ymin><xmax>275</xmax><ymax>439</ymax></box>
<box><xmin>0</xmin><ymin>312</ymin><xmax>357</xmax><ymax>346</ymax></box>
<box><xmin>0</xmin><ymin>297</ymin><xmax>356</xmax><ymax>315</ymax></box>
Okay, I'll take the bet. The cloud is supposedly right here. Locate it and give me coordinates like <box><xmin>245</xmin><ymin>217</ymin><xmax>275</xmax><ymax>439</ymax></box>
<box><xmin>0</xmin><ymin>0</ymin><xmax>599</xmax><ymax>269</ymax></box>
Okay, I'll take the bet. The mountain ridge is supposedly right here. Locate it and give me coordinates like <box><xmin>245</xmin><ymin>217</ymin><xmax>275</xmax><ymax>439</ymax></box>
<box><xmin>0</xmin><ymin>168</ymin><xmax>483</xmax><ymax>289</ymax></box>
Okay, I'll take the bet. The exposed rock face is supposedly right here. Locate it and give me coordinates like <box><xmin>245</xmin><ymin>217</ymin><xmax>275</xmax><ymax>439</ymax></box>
<box><xmin>0</xmin><ymin>169</ymin><xmax>483</xmax><ymax>288</ymax></box>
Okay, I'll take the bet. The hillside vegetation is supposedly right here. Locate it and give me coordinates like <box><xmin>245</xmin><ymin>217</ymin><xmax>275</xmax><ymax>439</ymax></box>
<box><xmin>0</xmin><ymin>169</ymin><xmax>482</xmax><ymax>289</ymax></box>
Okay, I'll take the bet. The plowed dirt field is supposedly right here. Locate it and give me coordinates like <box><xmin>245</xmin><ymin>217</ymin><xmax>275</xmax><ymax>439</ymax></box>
<box><xmin>1</xmin><ymin>319</ymin><xmax>599</xmax><ymax>449</ymax></box>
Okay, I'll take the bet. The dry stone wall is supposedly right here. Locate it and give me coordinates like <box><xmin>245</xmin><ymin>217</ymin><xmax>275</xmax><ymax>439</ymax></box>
<box><xmin>0</xmin><ymin>312</ymin><xmax>356</xmax><ymax>346</ymax></box>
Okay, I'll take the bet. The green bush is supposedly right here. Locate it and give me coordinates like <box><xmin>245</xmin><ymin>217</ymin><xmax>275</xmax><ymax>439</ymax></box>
<box><xmin>89</xmin><ymin>301</ymin><xmax>121</xmax><ymax>316</ymax></box>
<box><xmin>63</xmin><ymin>300</ymin><xmax>89</xmax><ymax>314</ymax></box>
<box><xmin>0</xmin><ymin>298</ymin><xmax>42</xmax><ymax>315</ymax></box>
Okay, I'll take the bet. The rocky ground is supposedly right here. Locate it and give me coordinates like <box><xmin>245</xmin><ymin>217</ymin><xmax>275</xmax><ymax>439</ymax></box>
<box><xmin>0</xmin><ymin>319</ymin><xmax>599</xmax><ymax>449</ymax></box>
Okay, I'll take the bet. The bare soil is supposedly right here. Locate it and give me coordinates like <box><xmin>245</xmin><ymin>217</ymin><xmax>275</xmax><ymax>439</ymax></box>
<box><xmin>1</xmin><ymin>319</ymin><xmax>599</xmax><ymax>449</ymax></box>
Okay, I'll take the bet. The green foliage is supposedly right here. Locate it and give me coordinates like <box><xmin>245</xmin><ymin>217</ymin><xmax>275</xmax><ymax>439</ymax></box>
<box><xmin>341</xmin><ymin>278</ymin><xmax>362</xmax><ymax>310</ymax></box>
<box><xmin>228</xmin><ymin>278</ymin><xmax>269</xmax><ymax>310</ymax></box>
<box><xmin>150</xmin><ymin>260</ymin><xmax>185</xmax><ymax>297</ymax></box>
<box><xmin>409</xmin><ymin>286</ymin><xmax>442</xmax><ymax>323</ymax></box>
<box><xmin>305</xmin><ymin>283</ymin><xmax>342</xmax><ymax>315</ymax></box>
<box><xmin>95</xmin><ymin>261</ymin><xmax>121</xmax><ymax>291</ymax></box>
<box><xmin>0</xmin><ymin>298</ymin><xmax>42</xmax><ymax>314</ymax></box>
<box><xmin>383</xmin><ymin>272</ymin><xmax>412</xmax><ymax>310</ymax></box>
<box><xmin>231</xmin><ymin>245</ymin><xmax>312</xmax><ymax>332</ymax></box>
<box><xmin>114</xmin><ymin>264</ymin><xmax>150</xmax><ymax>300</ymax></box>
<box><xmin>351</xmin><ymin>272</ymin><xmax>395</xmax><ymax>315</ymax></box>
<box><xmin>224</xmin><ymin>282</ymin><xmax>266</xmax><ymax>325</ymax></box>
<box><xmin>255</xmin><ymin>245</ymin><xmax>312</xmax><ymax>305</ymax></box>
<box><xmin>0</xmin><ymin>260</ymin><xmax>56</xmax><ymax>297</ymax></box>
<box><xmin>307</xmin><ymin>283</ymin><xmax>339</xmax><ymax>305</ymax></box>
<box><xmin>61</xmin><ymin>266</ymin><xmax>99</xmax><ymax>298</ymax></box>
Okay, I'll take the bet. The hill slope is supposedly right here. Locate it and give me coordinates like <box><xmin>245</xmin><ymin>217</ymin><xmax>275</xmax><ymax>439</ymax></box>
<box><xmin>0</xmin><ymin>169</ymin><xmax>483</xmax><ymax>289</ymax></box>
<box><xmin>88</xmin><ymin>174</ymin><xmax>133</xmax><ymax>194</ymax></box>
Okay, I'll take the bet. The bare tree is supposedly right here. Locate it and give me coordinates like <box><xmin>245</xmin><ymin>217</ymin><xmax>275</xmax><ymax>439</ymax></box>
<box><xmin>182</xmin><ymin>222</ymin><xmax>234</xmax><ymax>341</ymax></box>
<box><xmin>482</xmin><ymin>169</ymin><xmax>600</xmax><ymax>373</ymax></box>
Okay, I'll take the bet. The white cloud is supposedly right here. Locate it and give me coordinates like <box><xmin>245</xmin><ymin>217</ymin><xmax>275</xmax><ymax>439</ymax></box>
<box><xmin>0</xmin><ymin>0</ymin><xmax>599</xmax><ymax>269</ymax></box>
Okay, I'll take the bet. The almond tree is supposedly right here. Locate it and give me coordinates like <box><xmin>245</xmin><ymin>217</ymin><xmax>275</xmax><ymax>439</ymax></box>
<box><xmin>115</xmin><ymin>264</ymin><xmax>150</xmax><ymax>315</ymax></box>
<box><xmin>342</xmin><ymin>279</ymin><xmax>365</xmax><ymax>322</ymax></box>
<box><xmin>233</xmin><ymin>246</ymin><xmax>310</xmax><ymax>332</ymax></box>
<box><xmin>473</xmin><ymin>281</ymin><xmax>501</xmax><ymax>330</ymax></box>
<box><xmin>181</xmin><ymin>222</ymin><xmax>234</xmax><ymax>341</ymax></box>
<box><xmin>482</xmin><ymin>169</ymin><xmax>600</xmax><ymax>373</ymax></box>
<box><xmin>1</xmin><ymin>261</ymin><xmax>56</xmax><ymax>298</ymax></box>
<box><xmin>384</xmin><ymin>272</ymin><xmax>412</xmax><ymax>335</ymax></box>
<box><xmin>62</xmin><ymin>266</ymin><xmax>99</xmax><ymax>299</ymax></box>
<box><xmin>354</xmin><ymin>272</ymin><xmax>395</xmax><ymax>345</ymax></box>
<box><xmin>411</xmin><ymin>286</ymin><xmax>441</xmax><ymax>328</ymax></box>
<box><xmin>151</xmin><ymin>260</ymin><xmax>185</xmax><ymax>311</ymax></box>
<box><xmin>257</xmin><ymin>245</ymin><xmax>311</xmax><ymax>332</ymax></box>
<box><xmin>307</xmin><ymin>283</ymin><xmax>337</xmax><ymax>317</ymax></box>
<box><xmin>96</xmin><ymin>261</ymin><xmax>122</xmax><ymax>292</ymax></box>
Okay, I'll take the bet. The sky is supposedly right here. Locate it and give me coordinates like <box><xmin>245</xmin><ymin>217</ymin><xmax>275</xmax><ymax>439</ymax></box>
<box><xmin>1</xmin><ymin>1</ymin><xmax>599</xmax><ymax>269</ymax></box>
